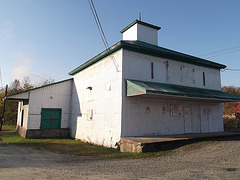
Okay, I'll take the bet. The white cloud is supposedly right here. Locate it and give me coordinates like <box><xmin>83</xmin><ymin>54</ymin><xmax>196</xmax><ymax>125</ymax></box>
<box><xmin>11</xmin><ymin>52</ymin><xmax>43</xmax><ymax>85</ymax></box>
<box><xmin>3</xmin><ymin>21</ymin><xmax>15</xmax><ymax>39</ymax></box>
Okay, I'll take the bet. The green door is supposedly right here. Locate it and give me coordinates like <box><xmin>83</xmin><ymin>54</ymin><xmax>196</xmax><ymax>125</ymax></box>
<box><xmin>41</xmin><ymin>108</ymin><xmax>61</xmax><ymax>129</ymax></box>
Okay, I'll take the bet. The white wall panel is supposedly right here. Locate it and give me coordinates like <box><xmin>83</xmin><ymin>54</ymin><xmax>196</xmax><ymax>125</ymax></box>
<box><xmin>122</xmin><ymin>50</ymin><xmax>221</xmax><ymax>90</ymax></box>
<box><xmin>27</xmin><ymin>79</ymin><xmax>72</xmax><ymax>130</ymax></box>
<box><xmin>71</xmin><ymin>50</ymin><xmax>123</xmax><ymax>148</ymax></box>
<box><xmin>122</xmin><ymin>23</ymin><xmax>158</xmax><ymax>45</ymax></box>
<box><xmin>121</xmin><ymin>97</ymin><xmax>223</xmax><ymax>137</ymax></box>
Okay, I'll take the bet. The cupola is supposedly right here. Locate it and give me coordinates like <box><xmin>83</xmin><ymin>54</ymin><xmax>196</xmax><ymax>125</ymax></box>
<box><xmin>120</xmin><ymin>20</ymin><xmax>161</xmax><ymax>46</ymax></box>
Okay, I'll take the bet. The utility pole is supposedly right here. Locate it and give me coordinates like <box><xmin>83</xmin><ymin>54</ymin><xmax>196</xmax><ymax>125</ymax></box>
<box><xmin>0</xmin><ymin>85</ymin><xmax>8</xmax><ymax>131</ymax></box>
<box><xmin>0</xmin><ymin>67</ymin><xmax>3</xmax><ymax>89</ymax></box>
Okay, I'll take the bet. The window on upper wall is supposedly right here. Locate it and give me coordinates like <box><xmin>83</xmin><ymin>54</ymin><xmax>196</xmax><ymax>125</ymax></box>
<box><xmin>203</xmin><ymin>72</ymin><xmax>206</xmax><ymax>86</ymax></box>
<box><xmin>151</xmin><ymin>62</ymin><xmax>154</xmax><ymax>79</ymax></box>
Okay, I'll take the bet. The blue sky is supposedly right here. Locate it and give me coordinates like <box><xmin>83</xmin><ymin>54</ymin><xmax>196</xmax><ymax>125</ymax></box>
<box><xmin>1</xmin><ymin>0</ymin><xmax>240</xmax><ymax>88</ymax></box>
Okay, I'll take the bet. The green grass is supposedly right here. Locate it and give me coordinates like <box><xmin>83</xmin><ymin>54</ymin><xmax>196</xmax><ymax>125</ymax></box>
<box><xmin>1</xmin><ymin>125</ymin><xmax>240</xmax><ymax>159</ymax></box>
<box><xmin>0</xmin><ymin>125</ymin><xmax>171</xmax><ymax>158</ymax></box>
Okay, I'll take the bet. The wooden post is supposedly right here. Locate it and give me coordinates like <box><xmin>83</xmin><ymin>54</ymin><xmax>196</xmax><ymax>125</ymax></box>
<box><xmin>0</xmin><ymin>85</ymin><xmax>8</xmax><ymax>131</ymax></box>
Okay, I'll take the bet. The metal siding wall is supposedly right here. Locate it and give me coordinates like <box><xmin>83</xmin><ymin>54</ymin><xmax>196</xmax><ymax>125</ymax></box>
<box><xmin>122</xmin><ymin>23</ymin><xmax>158</xmax><ymax>45</ymax></box>
<box><xmin>122</xmin><ymin>96</ymin><xmax>223</xmax><ymax>137</ymax></box>
<box><xmin>137</xmin><ymin>24</ymin><xmax>158</xmax><ymax>45</ymax></box>
<box><xmin>10</xmin><ymin>92</ymin><xmax>29</xmax><ymax>99</ymax></box>
<box><xmin>122</xmin><ymin>50</ymin><xmax>221</xmax><ymax>90</ymax></box>
<box><xmin>121</xmin><ymin>49</ymin><xmax>223</xmax><ymax>136</ymax></box>
<box><xmin>28</xmin><ymin>80</ymin><xmax>72</xmax><ymax>129</ymax></box>
<box><xmin>70</xmin><ymin>50</ymin><xmax>123</xmax><ymax>148</ymax></box>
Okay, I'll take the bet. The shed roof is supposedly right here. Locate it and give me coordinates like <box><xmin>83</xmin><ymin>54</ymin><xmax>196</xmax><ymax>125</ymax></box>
<box><xmin>126</xmin><ymin>79</ymin><xmax>240</xmax><ymax>102</ymax></box>
<box><xmin>69</xmin><ymin>40</ymin><xmax>226</xmax><ymax>76</ymax></box>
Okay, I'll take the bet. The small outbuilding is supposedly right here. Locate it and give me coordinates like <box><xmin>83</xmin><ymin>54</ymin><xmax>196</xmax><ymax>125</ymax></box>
<box><xmin>6</xmin><ymin>79</ymin><xmax>72</xmax><ymax>138</ymax></box>
<box><xmin>6</xmin><ymin>20</ymin><xmax>240</xmax><ymax>149</ymax></box>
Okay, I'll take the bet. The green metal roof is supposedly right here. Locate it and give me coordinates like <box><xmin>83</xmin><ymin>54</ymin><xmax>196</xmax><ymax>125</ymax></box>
<box><xmin>124</xmin><ymin>41</ymin><xmax>226</xmax><ymax>69</ymax></box>
<box><xmin>6</xmin><ymin>78</ymin><xmax>73</xmax><ymax>99</ymax></box>
<box><xmin>126</xmin><ymin>79</ymin><xmax>240</xmax><ymax>102</ymax></box>
<box><xmin>69</xmin><ymin>40</ymin><xmax>226</xmax><ymax>76</ymax></box>
<box><xmin>120</xmin><ymin>19</ymin><xmax>161</xmax><ymax>33</ymax></box>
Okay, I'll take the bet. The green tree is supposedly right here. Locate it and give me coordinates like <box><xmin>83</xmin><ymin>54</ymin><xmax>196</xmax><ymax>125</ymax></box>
<box><xmin>0</xmin><ymin>77</ymin><xmax>55</xmax><ymax>126</ymax></box>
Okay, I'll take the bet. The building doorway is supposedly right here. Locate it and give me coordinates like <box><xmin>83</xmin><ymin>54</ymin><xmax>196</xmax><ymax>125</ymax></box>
<box><xmin>41</xmin><ymin>108</ymin><xmax>61</xmax><ymax>129</ymax></box>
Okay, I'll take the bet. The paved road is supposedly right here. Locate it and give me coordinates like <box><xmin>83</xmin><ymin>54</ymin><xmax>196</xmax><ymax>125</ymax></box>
<box><xmin>0</xmin><ymin>140</ymin><xmax>240</xmax><ymax>180</ymax></box>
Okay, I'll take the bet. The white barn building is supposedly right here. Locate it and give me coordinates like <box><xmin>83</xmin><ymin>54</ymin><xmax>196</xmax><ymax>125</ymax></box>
<box><xmin>6</xmin><ymin>20</ymin><xmax>240</xmax><ymax>149</ymax></box>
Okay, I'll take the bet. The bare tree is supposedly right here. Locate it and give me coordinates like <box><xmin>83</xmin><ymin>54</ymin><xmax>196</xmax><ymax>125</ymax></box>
<box><xmin>22</xmin><ymin>76</ymin><xmax>33</xmax><ymax>90</ymax></box>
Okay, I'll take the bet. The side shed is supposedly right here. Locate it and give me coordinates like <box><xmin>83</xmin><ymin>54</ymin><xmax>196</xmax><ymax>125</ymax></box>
<box><xmin>6</xmin><ymin>79</ymin><xmax>73</xmax><ymax>138</ymax></box>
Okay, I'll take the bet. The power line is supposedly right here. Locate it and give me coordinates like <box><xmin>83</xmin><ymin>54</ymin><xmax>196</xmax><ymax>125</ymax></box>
<box><xmin>87</xmin><ymin>0</ymin><xmax>119</xmax><ymax>71</ymax></box>
<box><xmin>88</xmin><ymin>0</ymin><xmax>108</xmax><ymax>49</ymax></box>
<box><xmin>221</xmin><ymin>68</ymin><xmax>240</xmax><ymax>72</ymax></box>
<box><xmin>200</xmin><ymin>45</ymin><xmax>240</xmax><ymax>57</ymax></box>
<box><xmin>205</xmin><ymin>49</ymin><xmax>240</xmax><ymax>58</ymax></box>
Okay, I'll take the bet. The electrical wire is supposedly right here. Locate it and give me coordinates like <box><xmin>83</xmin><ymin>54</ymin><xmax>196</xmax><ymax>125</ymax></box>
<box><xmin>205</xmin><ymin>49</ymin><xmax>240</xmax><ymax>58</ymax></box>
<box><xmin>200</xmin><ymin>45</ymin><xmax>240</xmax><ymax>57</ymax></box>
<box><xmin>221</xmin><ymin>68</ymin><xmax>240</xmax><ymax>72</ymax></box>
<box><xmin>90</xmin><ymin>0</ymin><xmax>109</xmax><ymax>48</ymax></box>
<box><xmin>87</xmin><ymin>0</ymin><xmax>119</xmax><ymax>71</ymax></box>
<box><xmin>88</xmin><ymin>0</ymin><xmax>108</xmax><ymax>49</ymax></box>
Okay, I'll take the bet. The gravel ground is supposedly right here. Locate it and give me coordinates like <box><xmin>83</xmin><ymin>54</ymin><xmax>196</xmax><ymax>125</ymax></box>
<box><xmin>0</xmin><ymin>140</ymin><xmax>240</xmax><ymax>180</ymax></box>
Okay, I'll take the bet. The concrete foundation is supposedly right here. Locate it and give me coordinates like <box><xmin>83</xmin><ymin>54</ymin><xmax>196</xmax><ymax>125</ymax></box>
<box><xmin>16</xmin><ymin>126</ymin><xmax>70</xmax><ymax>138</ymax></box>
<box><xmin>119</xmin><ymin>132</ymin><xmax>240</xmax><ymax>152</ymax></box>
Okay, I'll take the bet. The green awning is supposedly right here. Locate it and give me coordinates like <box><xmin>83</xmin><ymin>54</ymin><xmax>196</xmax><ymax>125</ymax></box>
<box><xmin>126</xmin><ymin>79</ymin><xmax>240</xmax><ymax>102</ymax></box>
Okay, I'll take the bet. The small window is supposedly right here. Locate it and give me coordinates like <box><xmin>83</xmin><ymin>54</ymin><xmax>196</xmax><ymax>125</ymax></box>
<box><xmin>203</xmin><ymin>72</ymin><xmax>206</xmax><ymax>86</ymax></box>
<box><xmin>151</xmin><ymin>62</ymin><xmax>154</xmax><ymax>79</ymax></box>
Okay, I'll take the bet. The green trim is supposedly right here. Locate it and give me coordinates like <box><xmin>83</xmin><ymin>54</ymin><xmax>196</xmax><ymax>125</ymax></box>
<box><xmin>6</xmin><ymin>78</ymin><xmax>73</xmax><ymax>99</ymax></box>
<box><xmin>69</xmin><ymin>40</ymin><xmax>226</xmax><ymax>76</ymax></box>
<box><xmin>126</xmin><ymin>79</ymin><xmax>240</xmax><ymax>102</ymax></box>
<box><xmin>120</xmin><ymin>20</ymin><xmax>161</xmax><ymax>33</ymax></box>
<box><xmin>127</xmin><ymin>80</ymin><xmax>146</xmax><ymax>96</ymax></box>
<box><xmin>122</xmin><ymin>41</ymin><xmax>226</xmax><ymax>69</ymax></box>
